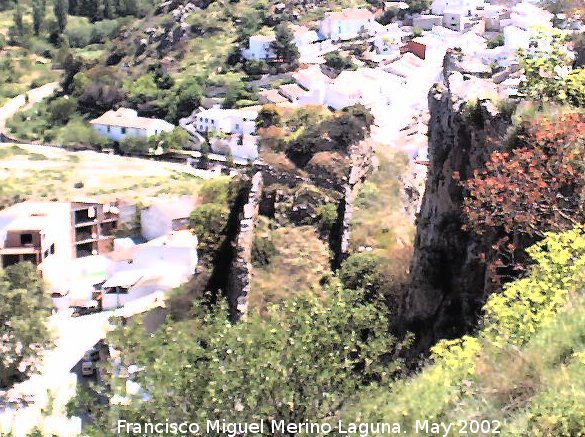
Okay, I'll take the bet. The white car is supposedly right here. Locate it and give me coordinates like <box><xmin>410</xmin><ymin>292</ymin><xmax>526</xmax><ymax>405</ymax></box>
<box><xmin>81</xmin><ymin>361</ymin><xmax>96</xmax><ymax>377</ymax></box>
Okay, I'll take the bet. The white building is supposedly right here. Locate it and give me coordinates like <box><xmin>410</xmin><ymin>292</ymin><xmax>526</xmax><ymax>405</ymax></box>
<box><xmin>90</xmin><ymin>108</ymin><xmax>175</xmax><ymax>142</ymax></box>
<box><xmin>194</xmin><ymin>106</ymin><xmax>258</xmax><ymax>136</ymax></box>
<box><xmin>442</xmin><ymin>9</ymin><xmax>481</xmax><ymax>31</ymax></box>
<box><xmin>319</xmin><ymin>8</ymin><xmax>376</xmax><ymax>41</ymax></box>
<box><xmin>324</xmin><ymin>68</ymin><xmax>405</xmax><ymax>110</ymax></box>
<box><xmin>242</xmin><ymin>34</ymin><xmax>275</xmax><ymax>60</ymax></box>
<box><xmin>242</xmin><ymin>25</ymin><xmax>321</xmax><ymax>61</ymax></box>
<box><xmin>102</xmin><ymin>230</ymin><xmax>198</xmax><ymax>309</ymax></box>
<box><xmin>413</xmin><ymin>15</ymin><xmax>443</xmax><ymax>30</ymax></box>
<box><xmin>192</xmin><ymin>105</ymin><xmax>260</xmax><ymax>160</ymax></box>
<box><xmin>505</xmin><ymin>1</ymin><xmax>553</xmax><ymax>30</ymax></box>
<box><xmin>431</xmin><ymin>0</ymin><xmax>485</xmax><ymax>15</ymax></box>
<box><xmin>140</xmin><ymin>196</ymin><xmax>197</xmax><ymax>241</ymax></box>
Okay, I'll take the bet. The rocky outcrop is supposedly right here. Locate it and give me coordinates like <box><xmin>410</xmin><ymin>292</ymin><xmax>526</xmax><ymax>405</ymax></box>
<box><xmin>227</xmin><ymin>172</ymin><xmax>263</xmax><ymax>320</ymax></box>
<box><xmin>402</xmin><ymin>67</ymin><xmax>513</xmax><ymax>352</ymax></box>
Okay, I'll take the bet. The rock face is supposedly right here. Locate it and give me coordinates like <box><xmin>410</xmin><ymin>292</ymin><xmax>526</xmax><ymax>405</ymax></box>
<box><xmin>227</xmin><ymin>172</ymin><xmax>263</xmax><ymax>320</ymax></box>
<box><xmin>403</xmin><ymin>68</ymin><xmax>513</xmax><ymax>352</ymax></box>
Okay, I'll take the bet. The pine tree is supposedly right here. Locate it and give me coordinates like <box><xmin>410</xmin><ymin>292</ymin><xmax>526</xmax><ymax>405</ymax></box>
<box><xmin>13</xmin><ymin>2</ymin><xmax>24</xmax><ymax>37</ymax></box>
<box><xmin>54</xmin><ymin>0</ymin><xmax>69</xmax><ymax>33</ymax></box>
<box><xmin>269</xmin><ymin>23</ymin><xmax>300</xmax><ymax>72</ymax></box>
<box><xmin>32</xmin><ymin>0</ymin><xmax>46</xmax><ymax>36</ymax></box>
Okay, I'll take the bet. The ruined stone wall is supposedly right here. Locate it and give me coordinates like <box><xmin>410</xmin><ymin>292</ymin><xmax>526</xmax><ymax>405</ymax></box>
<box><xmin>226</xmin><ymin>171</ymin><xmax>263</xmax><ymax>320</ymax></box>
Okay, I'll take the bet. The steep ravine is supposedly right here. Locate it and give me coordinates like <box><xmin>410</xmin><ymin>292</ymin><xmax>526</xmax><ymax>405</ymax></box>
<box><xmin>402</xmin><ymin>70</ymin><xmax>513</xmax><ymax>353</ymax></box>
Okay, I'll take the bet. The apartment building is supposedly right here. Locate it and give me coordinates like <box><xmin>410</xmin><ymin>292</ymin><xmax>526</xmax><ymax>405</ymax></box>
<box><xmin>0</xmin><ymin>201</ymin><xmax>119</xmax><ymax>269</ymax></box>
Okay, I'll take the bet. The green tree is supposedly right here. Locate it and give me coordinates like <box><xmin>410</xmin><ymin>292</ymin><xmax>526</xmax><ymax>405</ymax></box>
<box><xmin>405</xmin><ymin>0</ymin><xmax>430</xmax><ymax>14</ymax></box>
<box><xmin>119</xmin><ymin>135</ymin><xmax>149</xmax><ymax>155</ymax></box>
<box><xmin>518</xmin><ymin>30</ymin><xmax>572</xmax><ymax>105</ymax></box>
<box><xmin>487</xmin><ymin>33</ymin><xmax>504</xmax><ymax>49</ymax></box>
<box><xmin>324</xmin><ymin>51</ymin><xmax>357</xmax><ymax>71</ymax></box>
<box><xmin>188</xmin><ymin>203</ymin><xmax>230</xmax><ymax>254</ymax></box>
<box><xmin>48</xmin><ymin>96</ymin><xmax>78</xmax><ymax>125</ymax></box>
<box><xmin>54</xmin><ymin>0</ymin><xmax>69</xmax><ymax>33</ymax></box>
<box><xmin>32</xmin><ymin>0</ymin><xmax>47</xmax><ymax>36</ymax></box>
<box><xmin>269</xmin><ymin>23</ymin><xmax>300</xmax><ymax>72</ymax></box>
<box><xmin>0</xmin><ymin>263</ymin><xmax>52</xmax><ymax>388</ymax></box>
<box><xmin>148</xmin><ymin>127</ymin><xmax>190</xmax><ymax>152</ymax></box>
<box><xmin>12</xmin><ymin>2</ymin><xmax>24</xmax><ymax>38</ymax></box>
<box><xmin>83</xmin><ymin>287</ymin><xmax>400</xmax><ymax>430</ymax></box>
<box><xmin>565</xmin><ymin>68</ymin><xmax>585</xmax><ymax>107</ymax></box>
<box><xmin>339</xmin><ymin>252</ymin><xmax>387</xmax><ymax>297</ymax></box>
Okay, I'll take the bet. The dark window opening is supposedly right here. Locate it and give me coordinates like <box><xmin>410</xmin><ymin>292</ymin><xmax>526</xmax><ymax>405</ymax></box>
<box><xmin>23</xmin><ymin>254</ymin><xmax>37</xmax><ymax>264</ymax></box>
<box><xmin>20</xmin><ymin>233</ymin><xmax>33</xmax><ymax>246</ymax></box>
<box><xmin>2</xmin><ymin>255</ymin><xmax>19</xmax><ymax>268</ymax></box>
<box><xmin>121</xmin><ymin>127</ymin><xmax>127</xmax><ymax>134</ymax></box>
<box><xmin>50</xmin><ymin>243</ymin><xmax>55</xmax><ymax>255</ymax></box>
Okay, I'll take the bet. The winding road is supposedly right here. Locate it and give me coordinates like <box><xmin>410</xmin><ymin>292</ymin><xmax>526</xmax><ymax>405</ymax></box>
<box><xmin>0</xmin><ymin>82</ymin><xmax>59</xmax><ymax>138</ymax></box>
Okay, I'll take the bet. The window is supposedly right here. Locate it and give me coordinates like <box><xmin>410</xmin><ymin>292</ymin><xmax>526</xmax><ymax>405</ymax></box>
<box><xmin>107</xmin><ymin>126</ymin><xmax>111</xmax><ymax>133</ymax></box>
<box><xmin>235</xmin><ymin>123</ymin><xmax>240</xmax><ymax>130</ymax></box>
<box><xmin>121</xmin><ymin>127</ymin><xmax>127</xmax><ymax>134</ymax></box>
<box><xmin>205</xmin><ymin>118</ymin><xmax>209</xmax><ymax>123</ymax></box>
<box><xmin>211</xmin><ymin>120</ymin><xmax>215</xmax><ymax>125</ymax></box>
<box><xmin>44</xmin><ymin>249</ymin><xmax>49</xmax><ymax>259</ymax></box>
<box><xmin>20</xmin><ymin>233</ymin><xmax>33</xmax><ymax>245</ymax></box>
<box><xmin>50</xmin><ymin>243</ymin><xmax>55</xmax><ymax>255</ymax></box>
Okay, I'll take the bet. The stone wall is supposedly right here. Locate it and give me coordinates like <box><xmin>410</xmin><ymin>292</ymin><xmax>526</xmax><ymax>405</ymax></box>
<box><xmin>226</xmin><ymin>171</ymin><xmax>263</xmax><ymax>320</ymax></box>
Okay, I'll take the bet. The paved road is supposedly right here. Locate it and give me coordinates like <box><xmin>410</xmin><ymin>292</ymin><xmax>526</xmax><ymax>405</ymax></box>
<box><xmin>0</xmin><ymin>82</ymin><xmax>58</xmax><ymax>134</ymax></box>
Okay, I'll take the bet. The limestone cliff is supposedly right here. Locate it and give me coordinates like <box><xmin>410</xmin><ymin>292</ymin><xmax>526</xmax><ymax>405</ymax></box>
<box><xmin>403</xmin><ymin>67</ymin><xmax>513</xmax><ymax>352</ymax></box>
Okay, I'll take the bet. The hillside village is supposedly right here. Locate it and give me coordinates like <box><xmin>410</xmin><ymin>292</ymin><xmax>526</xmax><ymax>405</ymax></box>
<box><xmin>0</xmin><ymin>0</ymin><xmax>584</xmax><ymax>435</ymax></box>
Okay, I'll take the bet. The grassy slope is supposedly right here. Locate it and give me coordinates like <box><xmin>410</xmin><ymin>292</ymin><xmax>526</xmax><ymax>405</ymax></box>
<box><xmin>341</xmin><ymin>228</ymin><xmax>585</xmax><ymax>436</ymax></box>
<box><xmin>0</xmin><ymin>143</ymin><xmax>205</xmax><ymax>208</ymax></box>
<box><xmin>249</xmin><ymin>219</ymin><xmax>330</xmax><ymax>314</ymax></box>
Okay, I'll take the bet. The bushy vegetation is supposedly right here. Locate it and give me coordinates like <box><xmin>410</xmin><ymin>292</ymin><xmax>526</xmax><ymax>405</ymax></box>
<box><xmin>324</xmin><ymin>50</ymin><xmax>357</xmax><ymax>72</ymax></box>
<box><xmin>80</xmin><ymin>286</ymin><xmax>403</xmax><ymax>432</ymax></box>
<box><xmin>518</xmin><ymin>30</ymin><xmax>584</xmax><ymax>107</ymax></box>
<box><xmin>0</xmin><ymin>262</ymin><xmax>52</xmax><ymax>388</ymax></box>
<box><xmin>341</xmin><ymin>227</ymin><xmax>585</xmax><ymax>435</ymax></box>
<box><xmin>460</xmin><ymin>112</ymin><xmax>584</xmax><ymax>277</ymax></box>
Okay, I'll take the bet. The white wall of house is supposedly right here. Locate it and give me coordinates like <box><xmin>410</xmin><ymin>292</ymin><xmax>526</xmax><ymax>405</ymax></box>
<box><xmin>195</xmin><ymin>107</ymin><xmax>258</xmax><ymax>136</ymax></box>
<box><xmin>320</xmin><ymin>15</ymin><xmax>375</xmax><ymax>40</ymax></box>
<box><xmin>92</xmin><ymin>120</ymin><xmax>174</xmax><ymax>142</ymax></box>
<box><xmin>140</xmin><ymin>198</ymin><xmax>196</xmax><ymax>241</ymax></box>
<box><xmin>432</xmin><ymin>0</ymin><xmax>484</xmax><ymax>15</ymax></box>
<box><xmin>92</xmin><ymin>124</ymin><xmax>148</xmax><ymax>142</ymax></box>
<box><xmin>413</xmin><ymin>15</ymin><xmax>443</xmax><ymax>30</ymax></box>
<box><xmin>242</xmin><ymin>35</ymin><xmax>275</xmax><ymax>60</ymax></box>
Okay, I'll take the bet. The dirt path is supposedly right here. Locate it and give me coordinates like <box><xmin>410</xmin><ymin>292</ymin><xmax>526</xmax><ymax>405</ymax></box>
<box><xmin>0</xmin><ymin>82</ymin><xmax>59</xmax><ymax>135</ymax></box>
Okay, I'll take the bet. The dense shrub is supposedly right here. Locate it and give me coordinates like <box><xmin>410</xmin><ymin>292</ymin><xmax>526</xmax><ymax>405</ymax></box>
<box><xmin>252</xmin><ymin>235</ymin><xmax>277</xmax><ymax>266</ymax></box>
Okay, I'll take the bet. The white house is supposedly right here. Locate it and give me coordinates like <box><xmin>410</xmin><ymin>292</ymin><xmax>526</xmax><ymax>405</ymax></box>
<box><xmin>506</xmin><ymin>1</ymin><xmax>553</xmax><ymax>30</ymax></box>
<box><xmin>90</xmin><ymin>108</ymin><xmax>175</xmax><ymax>142</ymax></box>
<box><xmin>442</xmin><ymin>9</ymin><xmax>479</xmax><ymax>31</ymax></box>
<box><xmin>413</xmin><ymin>15</ymin><xmax>443</xmax><ymax>31</ymax></box>
<box><xmin>102</xmin><ymin>230</ymin><xmax>198</xmax><ymax>309</ymax></box>
<box><xmin>194</xmin><ymin>105</ymin><xmax>259</xmax><ymax>136</ymax></box>
<box><xmin>319</xmin><ymin>8</ymin><xmax>376</xmax><ymax>41</ymax></box>
<box><xmin>140</xmin><ymin>196</ymin><xmax>197</xmax><ymax>241</ymax></box>
<box><xmin>192</xmin><ymin>105</ymin><xmax>260</xmax><ymax>160</ymax></box>
<box><xmin>242</xmin><ymin>34</ymin><xmax>275</xmax><ymax>60</ymax></box>
<box><xmin>431</xmin><ymin>0</ymin><xmax>485</xmax><ymax>15</ymax></box>
<box><xmin>324</xmin><ymin>68</ymin><xmax>405</xmax><ymax>110</ymax></box>
<box><xmin>242</xmin><ymin>25</ymin><xmax>321</xmax><ymax>61</ymax></box>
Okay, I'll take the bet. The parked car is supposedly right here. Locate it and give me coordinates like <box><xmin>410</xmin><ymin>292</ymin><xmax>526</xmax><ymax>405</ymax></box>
<box><xmin>81</xmin><ymin>361</ymin><xmax>96</xmax><ymax>377</ymax></box>
<box><xmin>71</xmin><ymin>300</ymin><xmax>99</xmax><ymax>317</ymax></box>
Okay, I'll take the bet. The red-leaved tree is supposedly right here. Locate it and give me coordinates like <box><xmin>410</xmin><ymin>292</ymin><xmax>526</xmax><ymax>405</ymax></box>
<box><xmin>457</xmin><ymin>113</ymin><xmax>585</xmax><ymax>277</ymax></box>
